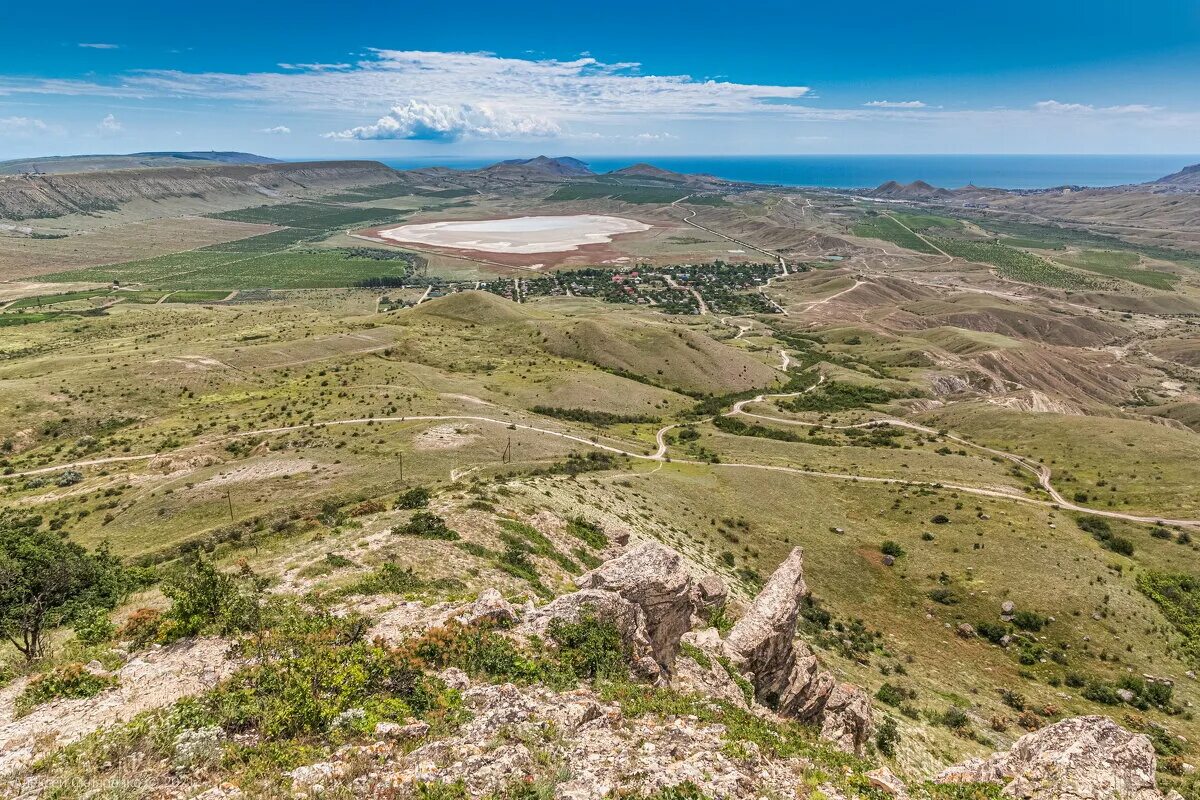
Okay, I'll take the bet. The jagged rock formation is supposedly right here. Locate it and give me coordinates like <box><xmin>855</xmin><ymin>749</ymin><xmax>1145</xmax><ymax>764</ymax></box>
<box><xmin>937</xmin><ymin>715</ymin><xmax>1178</xmax><ymax>800</ymax></box>
<box><xmin>723</xmin><ymin>548</ymin><xmax>873</xmax><ymax>753</ymax></box>
<box><xmin>575</xmin><ymin>542</ymin><xmax>696</xmax><ymax>669</ymax></box>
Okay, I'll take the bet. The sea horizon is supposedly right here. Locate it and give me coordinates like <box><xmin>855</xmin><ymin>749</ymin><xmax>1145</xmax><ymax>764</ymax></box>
<box><xmin>290</xmin><ymin>153</ymin><xmax>1200</xmax><ymax>191</ymax></box>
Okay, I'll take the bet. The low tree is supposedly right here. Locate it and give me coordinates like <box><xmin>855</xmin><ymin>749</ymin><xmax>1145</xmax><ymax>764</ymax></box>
<box><xmin>0</xmin><ymin>514</ymin><xmax>127</xmax><ymax>662</ymax></box>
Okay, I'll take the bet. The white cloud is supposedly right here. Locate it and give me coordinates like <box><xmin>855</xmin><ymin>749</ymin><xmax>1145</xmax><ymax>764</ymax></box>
<box><xmin>0</xmin><ymin>116</ymin><xmax>60</xmax><ymax>137</ymax></box>
<box><xmin>78</xmin><ymin>42</ymin><xmax>119</xmax><ymax>50</ymax></box>
<box><xmin>864</xmin><ymin>100</ymin><xmax>926</xmax><ymax>108</ymax></box>
<box><xmin>97</xmin><ymin>113</ymin><xmax>123</xmax><ymax>133</ymax></box>
<box><xmin>259</xmin><ymin>125</ymin><xmax>291</xmax><ymax>135</ymax></box>
<box><xmin>1034</xmin><ymin>100</ymin><xmax>1160</xmax><ymax>114</ymax></box>
<box><xmin>633</xmin><ymin>132</ymin><xmax>678</xmax><ymax>141</ymax></box>
<box><xmin>18</xmin><ymin>50</ymin><xmax>811</xmax><ymax>121</ymax></box>
<box><xmin>324</xmin><ymin>100</ymin><xmax>560</xmax><ymax>142</ymax></box>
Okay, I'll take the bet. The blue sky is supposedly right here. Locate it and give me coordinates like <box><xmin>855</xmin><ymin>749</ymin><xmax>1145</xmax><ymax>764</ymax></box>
<box><xmin>2</xmin><ymin>0</ymin><xmax>1199</xmax><ymax>159</ymax></box>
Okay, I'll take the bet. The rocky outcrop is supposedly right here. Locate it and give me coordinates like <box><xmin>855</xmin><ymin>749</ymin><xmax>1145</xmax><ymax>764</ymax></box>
<box><xmin>937</xmin><ymin>715</ymin><xmax>1173</xmax><ymax>800</ymax></box>
<box><xmin>517</xmin><ymin>588</ymin><xmax>662</xmax><ymax>680</ymax></box>
<box><xmin>287</xmin><ymin>681</ymin><xmax>811</xmax><ymax>800</ymax></box>
<box><xmin>723</xmin><ymin>547</ymin><xmax>873</xmax><ymax>754</ymax></box>
<box><xmin>576</xmin><ymin>541</ymin><xmax>697</xmax><ymax>668</ymax></box>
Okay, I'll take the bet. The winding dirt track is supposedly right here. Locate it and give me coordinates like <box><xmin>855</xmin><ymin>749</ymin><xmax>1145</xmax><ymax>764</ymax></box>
<box><xmin>13</xmin><ymin>369</ymin><xmax>1195</xmax><ymax>528</ymax></box>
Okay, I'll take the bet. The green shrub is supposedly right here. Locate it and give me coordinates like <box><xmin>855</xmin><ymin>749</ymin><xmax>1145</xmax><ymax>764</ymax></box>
<box><xmin>876</xmin><ymin>682</ymin><xmax>913</xmax><ymax>707</ymax></box>
<box><xmin>396</xmin><ymin>487</ymin><xmax>431</xmax><ymax>509</ymax></box>
<box><xmin>1137</xmin><ymin>571</ymin><xmax>1200</xmax><ymax>665</ymax></box>
<box><xmin>208</xmin><ymin>605</ymin><xmax>442</xmax><ymax>739</ymax></box>
<box><xmin>936</xmin><ymin>706</ymin><xmax>970</xmax><ymax>730</ymax></box>
<box><xmin>1012</xmin><ymin>611</ymin><xmax>1048</xmax><ymax>632</ymax></box>
<box><xmin>928</xmin><ymin>587</ymin><xmax>959</xmax><ymax>605</ymax></box>
<box><xmin>874</xmin><ymin>715</ymin><xmax>901</xmax><ymax>757</ymax></box>
<box><xmin>566</xmin><ymin>517</ymin><xmax>609</xmax><ymax>550</ymax></box>
<box><xmin>880</xmin><ymin>540</ymin><xmax>905</xmax><ymax>558</ymax></box>
<box><xmin>16</xmin><ymin>663</ymin><xmax>116</xmax><ymax>716</ymax></box>
<box><xmin>401</xmin><ymin>512</ymin><xmax>459</xmax><ymax>541</ymax></box>
<box><xmin>158</xmin><ymin>556</ymin><xmax>267</xmax><ymax>641</ymax></box>
<box><xmin>72</xmin><ymin>606</ymin><xmax>116</xmax><ymax>647</ymax></box>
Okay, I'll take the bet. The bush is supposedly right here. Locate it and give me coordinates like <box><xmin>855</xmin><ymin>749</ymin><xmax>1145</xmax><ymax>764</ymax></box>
<box><xmin>975</xmin><ymin>621</ymin><xmax>1008</xmax><ymax>644</ymax></box>
<box><xmin>72</xmin><ymin>606</ymin><xmax>116</xmax><ymax>647</ymax></box>
<box><xmin>876</xmin><ymin>682</ymin><xmax>913</xmax><ymax>707</ymax></box>
<box><xmin>880</xmin><ymin>540</ymin><xmax>905</xmax><ymax>558</ymax></box>
<box><xmin>396</xmin><ymin>487</ymin><xmax>431</xmax><ymax>509</ymax></box>
<box><xmin>875</xmin><ymin>715</ymin><xmax>901</xmax><ymax>757</ymax></box>
<box><xmin>401</xmin><ymin>512</ymin><xmax>459</xmax><ymax>541</ymax></box>
<box><xmin>117</xmin><ymin>608</ymin><xmax>163</xmax><ymax>648</ymax></box>
<box><xmin>210</xmin><ymin>606</ymin><xmax>442</xmax><ymax>739</ymax></box>
<box><xmin>1012</xmin><ymin>611</ymin><xmax>1048</xmax><ymax>632</ymax></box>
<box><xmin>928</xmin><ymin>587</ymin><xmax>959</xmax><ymax>605</ymax></box>
<box><xmin>566</xmin><ymin>517</ymin><xmax>609</xmax><ymax>550</ymax></box>
<box><xmin>931</xmin><ymin>514</ymin><xmax>951</xmax><ymax>525</ymax></box>
<box><xmin>15</xmin><ymin>663</ymin><xmax>116</xmax><ymax>716</ymax></box>
<box><xmin>547</xmin><ymin>612</ymin><xmax>627</xmax><ymax>680</ymax></box>
<box><xmin>158</xmin><ymin>556</ymin><xmax>266</xmax><ymax>641</ymax></box>
<box><xmin>937</xmin><ymin>706</ymin><xmax>970</xmax><ymax>730</ymax></box>
<box><xmin>0</xmin><ymin>515</ymin><xmax>131</xmax><ymax>662</ymax></box>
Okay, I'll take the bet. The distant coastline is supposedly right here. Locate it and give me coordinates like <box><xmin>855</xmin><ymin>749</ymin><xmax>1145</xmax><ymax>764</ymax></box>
<box><xmin>296</xmin><ymin>154</ymin><xmax>1200</xmax><ymax>191</ymax></box>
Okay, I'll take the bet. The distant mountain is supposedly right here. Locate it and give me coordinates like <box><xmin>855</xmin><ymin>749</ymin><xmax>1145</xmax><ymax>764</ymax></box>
<box><xmin>481</xmin><ymin>156</ymin><xmax>594</xmax><ymax>178</ymax></box>
<box><xmin>0</xmin><ymin>160</ymin><xmax>397</xmax><ymax>221</ymax></box>
<box><xmin>0</xmin><ymin>151</ymin><xmax>279</xmax><ymax>175</ymax></box>
<box><xmin>1146</xmin><ymin>162</ymin><xmax>1200</xmax><ymax>191</ymax></box>
<box><xmin>607</xmin><ymin>163</ymin><xmax>687</xmax><ymax>181</ymax></box>
<box><xmin>869</xmin><ymin>179</ymin><xmax>954</xmax><ymax>199</ymax></box>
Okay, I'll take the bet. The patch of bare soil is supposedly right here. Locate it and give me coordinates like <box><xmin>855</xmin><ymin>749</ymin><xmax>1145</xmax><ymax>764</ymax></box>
<box><xmin>191</xmin><ymin>459</ymin><xmax>316</xmax><ymax>492</ymax></box>
<box><xmin>413</xmin><ymin>423</ymin><xmax>480</xmax><ymax>451</ymax></box>
<box><xmin>0</xmin><ymin>638</ymin><xmax>237</xmax><ymax>777</ymax></box>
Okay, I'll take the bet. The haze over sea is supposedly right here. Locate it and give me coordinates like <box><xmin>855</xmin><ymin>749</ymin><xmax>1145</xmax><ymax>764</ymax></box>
<box><xmin>362</xmin><ymin>154</ymin><xmax>1200</xmax><ymax>191</ymax></box>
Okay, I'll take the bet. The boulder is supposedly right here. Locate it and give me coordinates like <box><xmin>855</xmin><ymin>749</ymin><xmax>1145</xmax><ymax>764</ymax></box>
<box><xmin>576</xmin><ymin>541</ymin><xmax>697</xmax><ymax>668</ymax></box>
<box><xmin>937</xmin><ymin>715</ymin><xmax>1167</xmax><ymax>799</ymax></box>
<box><xmin>459</xmin><ymin>588</ymin><xmax>518</xmax><ymax>627</ymax></box>
<box><xmin>867</xmin><ymin>766</ymin><xmax>910</xmax><ymax>798</ymax></box>
<box><xmin>517</xmin><ymin>588</ymin><xmax>661</xmax><ymax>680</ymax></box>
<box><xmin>692</xmin><ymin>575</ymin><xmax>728</xmax><ymax>614</ymax></box>
<box><xmin>957</xmin><ymin>623</ymin><xmax>976</xmax><ymax>639</ymax></box>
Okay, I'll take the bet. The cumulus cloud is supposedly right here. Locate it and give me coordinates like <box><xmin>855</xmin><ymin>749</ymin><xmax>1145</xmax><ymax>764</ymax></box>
<box><xmin>97</xmin><ymin>113</ymin><xmax>122</xmax><ymax>133</ymax></box>
<box><xmin>864</xmin><ymin>100</ymin><xmax>926</xmax><ymax>108</ymax></box>
<box><xmin>324</xmin><ymin>100</ymin><xmax>560</xmax><ymax>142</ymax></box>
<box><xmin>259</xmin><ymin>125</ymin><xmax>291</xmax><ymax>134</ymax></box>
<box><xmin>78</xmin><ymin>42</ymin><xmax>119</xmax><ymax>49</ymax></box>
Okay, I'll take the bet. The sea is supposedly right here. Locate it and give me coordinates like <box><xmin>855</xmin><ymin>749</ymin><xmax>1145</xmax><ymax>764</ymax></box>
<box><xmin>362</xmin><ymin>154</ymin><xmax>1199</xmax><ymax>191</ymax></box>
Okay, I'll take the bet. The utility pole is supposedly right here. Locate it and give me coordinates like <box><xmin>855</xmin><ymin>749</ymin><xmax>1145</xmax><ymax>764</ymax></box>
<box><xmin>398</xmin><ymin>451</ymin><xmax>404</xmax><ymax>483</ymax></box>
<box><xmin>502</xmin><ymin>436</ymin><xmax>512</xmax><ymax>464</ymax></box>
<box><xmin>226</xmin><ymin>487</ymin><xmax>234</xmax><ymax>522</ymax></box>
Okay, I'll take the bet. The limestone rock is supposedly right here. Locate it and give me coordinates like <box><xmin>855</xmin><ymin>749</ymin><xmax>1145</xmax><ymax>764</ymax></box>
<box><xmin>818</xmin><ymin>682</ymin><xmax>874</xmax><ymax>755</ymax></box>
<box><xmin>723</xmin><ymin>547</ymin><xmax>809</xmax><ymax>705</ymax></box>
<box><xmin>671</xmin><ymin>628</ymin><xmax>749</xmax><ymax>708</ymax></box>
<box><xmin>576</xmin><ymin>541</ymin><xmax>697</xmax><ymax>668</ymax></box>
<box><xmin>722</xmin><ymin>547</ymin><xmax>872</xmax><ymax>753</ymax></box>
<box><xmin>937</xmin><ymin>715</ymin><xmax>1167</xmax><ymax>799</ymax></box>
<box><xmin>459</xmin><ymin>588</ymin><xmax>518</xmax><ymax>627</ymax></box>
<box><xmin>867</xmin><ymin>766</ymin><xmax>909</xmax><ymax>798</ymax></box>
<box><xmin>517</xmin><ymin>588</ymin><xmax>661</xmax><ymax>679</ymax></box>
